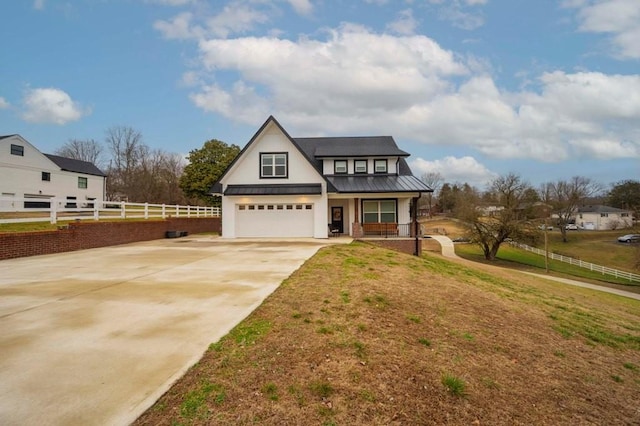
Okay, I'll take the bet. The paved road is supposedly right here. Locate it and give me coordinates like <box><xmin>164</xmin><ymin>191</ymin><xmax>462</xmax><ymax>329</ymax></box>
<box><xmin>428</xmin><ymin>235</ymin><xmax>640</xmax><ymax>301</ymax></box>
<box><xmin>0</xmin><ymin>236</ymin><xmax>350</xmax><ymax>426</ymax></box>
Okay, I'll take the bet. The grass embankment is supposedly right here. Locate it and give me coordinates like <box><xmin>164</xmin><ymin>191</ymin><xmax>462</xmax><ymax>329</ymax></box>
<box><xmin>135</xmin><ymin>242</ymin><xmax>640</xmax><ymax>426</ymax></box>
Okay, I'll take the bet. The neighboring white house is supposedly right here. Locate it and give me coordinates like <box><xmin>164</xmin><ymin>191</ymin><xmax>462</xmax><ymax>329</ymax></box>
<box><xmin>211</xmin><ymin>116</ymin><xmax>432</xmax><ymax>238</ymax></box>
<box><xmin>0</xmin><ymin>134</ymin><xmax>106</xmax><ymax>209</ymax></box>
<box><xmin>575</xmin><ymin>205</ymin><xmax>634</xmax><ymax>230</ymax></box>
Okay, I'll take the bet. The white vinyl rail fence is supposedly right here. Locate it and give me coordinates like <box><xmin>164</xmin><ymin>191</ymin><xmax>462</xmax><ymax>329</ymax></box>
<box><xmin>0</xmin><ymin>197</ymin><xmax>220</xmax><ymax>225</ymax></box>
<box><xmin>508</xmin><ymin>241</ymin><xmax>640</xmax><ymax>283</ymax></box>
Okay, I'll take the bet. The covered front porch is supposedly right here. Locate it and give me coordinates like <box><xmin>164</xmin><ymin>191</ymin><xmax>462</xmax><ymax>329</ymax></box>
<box><xmin>327</xmin><ymin>194</ymin><xmax>421</xmax><ymax>238</ymax></box>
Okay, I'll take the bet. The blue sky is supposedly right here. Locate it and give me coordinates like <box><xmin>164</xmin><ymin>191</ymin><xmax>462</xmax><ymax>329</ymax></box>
<box><xmin>1</xmin><ymin>0</ymin><xmax>638</xmax><ymax>190</ymax></box>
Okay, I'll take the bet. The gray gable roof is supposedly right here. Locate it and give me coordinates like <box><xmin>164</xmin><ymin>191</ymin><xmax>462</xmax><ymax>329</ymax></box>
<box><xmin>577</xmin><ymin>205</ymin><xmax>632</xmax><ymax>214</ymax></box>
<box><xmin>44</xmin><ymin>154</ymin><xmax>106</xmax><ymax>177</ymax></box>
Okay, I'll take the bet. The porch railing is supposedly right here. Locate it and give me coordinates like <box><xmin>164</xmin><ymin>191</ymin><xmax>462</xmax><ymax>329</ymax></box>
<box><xmin>361</xmin><ymin>222</ymin><xmax>418</xmax><ymax>238</ymax></box>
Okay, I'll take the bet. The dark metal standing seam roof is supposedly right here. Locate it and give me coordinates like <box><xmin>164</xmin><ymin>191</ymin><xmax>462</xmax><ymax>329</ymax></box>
<box><xmin>224</xmin><ymin>184</ymin><xmax>322</xmax><ymax>196</ymax></box>
<box><xmin>44</xmin><ymin>154</ymin><xmax>106</xmax><ymax>177</ymax></box>
<box><xmin>326</xmin><ymin>175</ymin><xmax>431</xmax><ymax>193</ymax></box>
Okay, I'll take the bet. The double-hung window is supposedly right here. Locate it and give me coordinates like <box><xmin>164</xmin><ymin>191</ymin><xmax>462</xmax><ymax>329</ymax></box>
<box><xmin>42</xmin><ymin>172</ymin><xmax>51</xmax><ymax>181</ymax></box>
<box><xmin>354</xmin><ymin>159</ymin><xmax>367</xmax><ymax>174</ymax></box>
<box><xmin>334</xmin><ymin>160</ymin><xmax>347</xmax><ymax>174</ymax></box>
<box><xmin>362</xmin><ymin>200</ymin><xmax>397</xmax><ymax>223</ymax></box>
<box><xmin>78</xmin><ymin>177</ymin><xmax>88</xmax><ymax>189</ymax></box>
<box><xmin>261</xmin><ymin>153</ymin><xmax>288</xmax><ymax>178</ymax></box>
<box><xmin>374</xmin><ymin>159</ymin><xmax>387</xmax><ymax>174</ymax></box>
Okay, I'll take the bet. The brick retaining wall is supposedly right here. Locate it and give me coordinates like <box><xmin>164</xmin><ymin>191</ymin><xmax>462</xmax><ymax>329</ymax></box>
<box><xmin>362</xmin><ymin>238</ymin><xmax>423</xmax><ymax>256</ymax></box>
<box><xmin>0</xmin><ymin>218</ymin><xmax>221</xmax><ymax>260</ymax></box>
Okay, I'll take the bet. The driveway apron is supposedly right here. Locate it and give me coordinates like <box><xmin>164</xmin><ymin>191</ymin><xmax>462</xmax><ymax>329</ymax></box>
<box><xmin>0</xmin><ymin>236</ymin><xmax>347</xmax><ymax>425</ymax></box>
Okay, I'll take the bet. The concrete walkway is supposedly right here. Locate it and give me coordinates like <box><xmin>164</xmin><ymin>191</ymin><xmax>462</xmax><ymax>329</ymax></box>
<box><xmin>428</xmin><ymin>235</ymin><xmax>640</xmax><ymax>302</ymax></box>
<box><xmin>0</xmin><ymin>236</ymin><xmax>351</xmax><ymax>426</ymax></box>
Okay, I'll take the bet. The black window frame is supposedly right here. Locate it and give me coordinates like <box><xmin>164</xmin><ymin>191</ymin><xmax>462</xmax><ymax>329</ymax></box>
<box><xmin>41</xmin><ymin>171</ymin><xmax>51</xmax><ymax>182</ymax></box>
<box><xmin>354</xmin><ymin>159</ymin><xmax>368</xmax><ymax>174</ymax></box>
<box><xmin>78</xmin><ymin>176</ymin><xmax>88</xmax><ymax>189</ymax></box>
<box><xmin>260</xmin><ymin>152</ymin><xmax>288</xmax><ymax>179</ymax></box>
<box><xmin>10</xmin><ymin>144</ymin><xmax>24</xmax><ymax>156</ymax></box>
<box><xmin>334</xmin><ymin>159</ymin><xmax>348</xmax><ymax>174</ymax></box>
<box><xmin>374</xmin><ymin>159</ymin><xmax>388</xmax><ymax>174</ymax></box>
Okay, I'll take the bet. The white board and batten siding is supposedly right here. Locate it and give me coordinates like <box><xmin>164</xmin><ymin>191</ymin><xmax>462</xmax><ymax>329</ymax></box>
<box><xmin>220</xmin><ymin>122</ymin><xmax>328</xmax><ymax>238</ymax></box>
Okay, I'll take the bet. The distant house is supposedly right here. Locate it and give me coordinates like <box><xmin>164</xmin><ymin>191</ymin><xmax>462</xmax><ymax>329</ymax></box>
<box><xmin>575</xmin><ymin>205</ymin><xmax>634</xmax><ymax>230</ymax></box>
<box><xmin>0</xmin><ymin>134</ymin><xmax>106</xmax><ymax>209</ymax></box>
<box><xmin>211</xmin><ymin>116</ymin><xmax>431</xmax><ymax>238</ymax></box>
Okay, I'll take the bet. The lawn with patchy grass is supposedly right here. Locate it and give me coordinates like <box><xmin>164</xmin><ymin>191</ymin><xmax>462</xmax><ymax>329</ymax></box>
<box><xmin>135</xmin><ymin>242</ymin><xmax>640</xmax><ymax>425</ymax></box>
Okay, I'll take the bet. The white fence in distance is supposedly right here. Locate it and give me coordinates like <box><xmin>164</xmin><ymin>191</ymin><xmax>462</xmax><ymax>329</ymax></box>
<box><xmin>0</xmin><ymin>197</ymin><xmax>220</xmax><ymax>225</ymax></box>
<box><xmin>508</xmin><ymin>241</ymin><xmax>640</xmax><ymax>283</ymax></box>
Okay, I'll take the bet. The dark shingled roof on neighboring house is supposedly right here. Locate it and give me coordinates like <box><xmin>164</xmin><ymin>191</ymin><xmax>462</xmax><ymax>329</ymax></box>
<box><xmin>44</xmin><ymin>154</ymin><xmax>106</xmax><ymax>177</ymax></box>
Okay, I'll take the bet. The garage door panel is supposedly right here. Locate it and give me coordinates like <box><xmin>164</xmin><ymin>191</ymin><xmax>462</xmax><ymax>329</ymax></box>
<box><xmin>236</xmin><ymin>204</ymin><xmax>314</xmax><ymax>237</ymax></box>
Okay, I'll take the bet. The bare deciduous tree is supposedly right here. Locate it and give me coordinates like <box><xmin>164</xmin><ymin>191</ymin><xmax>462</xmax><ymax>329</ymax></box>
<box><xmin>462</xmin><ymin>173</ymin><xmax>536</xmax><ymax>260</ymax></box>
<box><xmin>55</xmin><ymin>138</ymin><xmax>104</xmax><ymax>168</ymax></box>
<box><xmin>419</xmin><ymin>172</ymin><xmax>443</xmax><ymax>217</ymax></box>
<box><xmin>541</xmin><ymin>176</ymin><xmax>603</xmax><ymax>242</ymax></box>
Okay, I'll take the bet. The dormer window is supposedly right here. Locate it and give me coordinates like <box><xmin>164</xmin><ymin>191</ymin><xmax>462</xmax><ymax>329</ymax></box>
<box><xmin>334</xmin><ymin>160</ymin><xmax>347</xmax><ymax>174</ymax></box>
<box><xmin>354</xmin><ymin>160</ymin><xmax>367</xmax><ymax>174</ymax></box>
<box><xmin>374</xmin><ymin>159</ymin><xmax>387</xmax><ymax>174</ymax></box>
<box><xmin>261</xmin><ymin>152</ymin><xmax>288</xmax><ymax>178</ymax></box>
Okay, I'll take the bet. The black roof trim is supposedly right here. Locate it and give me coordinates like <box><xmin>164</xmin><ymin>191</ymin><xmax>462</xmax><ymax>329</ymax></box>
<box><xmin>224</xmin><ymin>183</ymin><xmax>322</xmax><ymax>196</ymax></box>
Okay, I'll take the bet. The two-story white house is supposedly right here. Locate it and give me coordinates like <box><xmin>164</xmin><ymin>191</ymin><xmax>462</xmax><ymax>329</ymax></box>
<box><xmin>211</xmin><ymin>116</ymin><xmax>432</xmax><ymax>238</ymax></box>
<box><xmin>0</xmin><ymin>134</ymin><xmax>106</xmax><ymax>209</ymax></box>
<box><xmin>575</xmin><ymin>205</ymin><xmax>634</xmax><ymax>230</ymax></box>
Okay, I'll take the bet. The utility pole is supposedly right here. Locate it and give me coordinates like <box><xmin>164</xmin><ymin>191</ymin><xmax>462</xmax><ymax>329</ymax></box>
<box><xmin>544</xmin><ymin>217</ymin><xmax>549</xmax><ymax>273</ymax></box>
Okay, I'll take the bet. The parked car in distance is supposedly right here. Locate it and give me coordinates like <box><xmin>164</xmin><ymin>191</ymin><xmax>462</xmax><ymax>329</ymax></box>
<box><xmin>617</xmin><ymin>234</ymin><xmax>640</xmax><ymax>243</ymax></box>
<box><xmin>538</xmin><ymin>225</ymin><xmax>553</xmax><ymax>231</ymax></box>
<box><xmin>565</xmin><ymin>224</ymin><xmax>581</xmax><ymax>230</ymax></box>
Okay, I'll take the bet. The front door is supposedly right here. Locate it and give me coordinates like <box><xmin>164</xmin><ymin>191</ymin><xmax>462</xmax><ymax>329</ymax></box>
<box><xmin>331</xmin><ymin>206</ymin><xmax>344</xmax><ymax>234</ymax></box>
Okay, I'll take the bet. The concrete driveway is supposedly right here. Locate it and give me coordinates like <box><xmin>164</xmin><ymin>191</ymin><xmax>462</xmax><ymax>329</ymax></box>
<box><xmin>0</xmin><ymin>236</ymin><xmax>348</xmax><ymax>426</ymax></box>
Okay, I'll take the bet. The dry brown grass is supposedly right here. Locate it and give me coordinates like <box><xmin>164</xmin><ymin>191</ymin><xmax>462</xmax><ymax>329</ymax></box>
<box><xmin>135</xmin><ymin>242</ymin><xmax>640</xmax><ymax>426</ymax></box>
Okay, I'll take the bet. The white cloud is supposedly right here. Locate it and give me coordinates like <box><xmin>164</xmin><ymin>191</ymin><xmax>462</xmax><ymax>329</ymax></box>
<box><xmin>181</xmin><ymin>22</ymin><xmax>639</xmax><ymax>163</ymax></box>
<box><xmin>205</xmin><ymin>4</ymin><xmax>270</xmax><ymax>38</ymax></box>
<box><xmin>21</xmin><ymin>88</ymin><xmax>90</xmax><ymax>125</ymax></box>
<box><xmin>363</xmin><ymin>0</ymin><xmax>389</xmax><ymax>4</ymax></box>
<box><xmin>287</xmin><ymin>0</ymin><xmax>313</xmax><ymax>15</ymax></box>
<box><xmin>33</xmin><ymin>0</ymin><xmax>45</xmax><ymax>10</ymax></box>
<box><xmin>410</xmin><ymin>156</ymin><xmax>498</xmax><ymax>187</ymax></box>
<box><xmin>0</xmin><ymin>97</ymin><xmax>9</xmax><ymax>109</ymax></box>
<box><xmin>154</xmin><ymin>12</ymin><xmax>204</xmax><ymax>40</ymax></box>
<box><xmin>567</xmin><ymin>0</ymin><xmax>640</xmax><ymax>59</ymax></box>
<box><xmin>387</xmin><ymin>9</ymin><xmax>419</xmax><ymax>35</ymax></box>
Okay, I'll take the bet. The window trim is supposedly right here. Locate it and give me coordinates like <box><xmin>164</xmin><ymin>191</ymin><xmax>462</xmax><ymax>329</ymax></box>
<box><xmin>260</xmin><ymin>152</ymin><xmax>288</xmax><ymax>179</ymax></box>
<box><xmin>41</xmin><ymin>172</ymin><xmax>51</xmax><ymax>182</ymax></box>
<box><xmin>374</xmin><ymin>159</ymin><xmax>388</xmax><ymax>174</ymax></box>
<box><xmin>334</xmin><ymin>159</ymin><xmax>348</xmax><ymax>174</ymax></box>
<box><xmin>10</xmin><ymin>144</ymin><xmax>24</xmax><ymax>156</ymax></box>
<box><xmin>362</xmin><ymin>199</ymin><xmax>397</xmax><ymax>223</ymax></box>
<box><xmin>78</xmin><ymin>176</ymin><xmax>88</xmax><ymax>189</ymax></box>
<box><xmin>354</xmin><ymin>159</ymin><xmax>368</xmax><ymax>174</ymax></box>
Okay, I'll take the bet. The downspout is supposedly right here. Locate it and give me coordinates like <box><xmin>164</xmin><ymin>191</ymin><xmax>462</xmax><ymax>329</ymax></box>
<box><xmin>413</xmin><ymin>193</ymin><xmax>422</xmax><ymax>256</ymax></box>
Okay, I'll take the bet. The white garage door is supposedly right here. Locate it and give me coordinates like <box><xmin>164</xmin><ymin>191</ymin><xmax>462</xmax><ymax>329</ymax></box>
<box><xmin>235</xmin><ymin>203</ymin><xmax>314</xmax><ymax>237</ymax></box>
